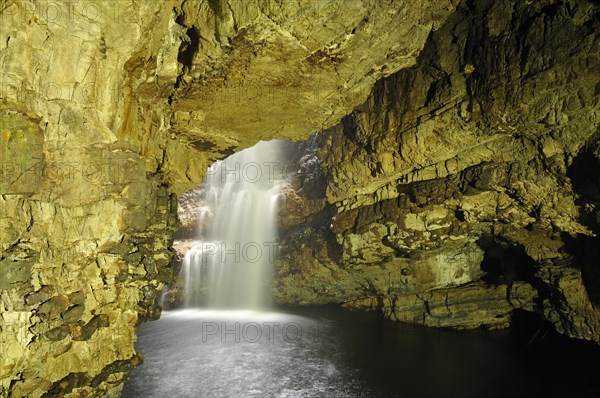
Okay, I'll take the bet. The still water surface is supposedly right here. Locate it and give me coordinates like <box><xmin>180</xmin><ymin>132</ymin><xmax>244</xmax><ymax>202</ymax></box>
<box><xmin>123</xmin><ymin>306</ymin><xmax>599</xmax><ymax>398</ymax></box>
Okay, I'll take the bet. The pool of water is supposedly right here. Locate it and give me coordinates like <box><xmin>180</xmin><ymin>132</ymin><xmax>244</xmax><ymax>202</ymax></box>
<box><xmin>122</xmin><ymin>306</ymin><xmax>599</xmax><ymax>398</ymax></box>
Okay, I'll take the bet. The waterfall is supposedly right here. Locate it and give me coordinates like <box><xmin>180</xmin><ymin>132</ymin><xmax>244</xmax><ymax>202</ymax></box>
<box><xmin>181</xmin><ymin>140</ymin><xmax>288</xmax><ymax>309</ymax></box>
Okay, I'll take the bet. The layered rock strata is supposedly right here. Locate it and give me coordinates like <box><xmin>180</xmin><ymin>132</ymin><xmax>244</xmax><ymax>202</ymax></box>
<box><xmin>0</xmin><ymin>0</ymin><xmax>457</xmax><ymax>396</ymax></box>
<box><xmin>275</xmin><ymin>0</ymin><xmax>600</xmax><ymax>342</ymax></box>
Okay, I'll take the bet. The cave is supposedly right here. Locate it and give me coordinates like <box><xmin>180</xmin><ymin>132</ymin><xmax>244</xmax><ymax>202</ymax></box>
<box><xmin>477</xmin><ymin>235</ymin><xmax>538</xmax><ymax>304</ymax></box>
<box><xmin>1</xmin><ymin>0</ymin><xmax>600</xmax><ymax>397</ymax></box>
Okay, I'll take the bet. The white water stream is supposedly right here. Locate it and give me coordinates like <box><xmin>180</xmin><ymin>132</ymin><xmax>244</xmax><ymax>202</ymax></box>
<box><xmin>181</xmin><ymin>140</ymin><xmax>287</xmax><ymax>309</ymax></box>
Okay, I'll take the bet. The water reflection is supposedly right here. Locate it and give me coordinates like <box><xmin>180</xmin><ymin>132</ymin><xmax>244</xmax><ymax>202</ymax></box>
<box><xmin>123</xmin><ymin>307</ymin><xmax>600</xmax><ymax>398</ymax></box>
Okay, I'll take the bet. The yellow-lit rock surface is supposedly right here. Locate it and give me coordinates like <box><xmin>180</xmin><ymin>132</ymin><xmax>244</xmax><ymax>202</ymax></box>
<box><xmin>274</xmin><ymin>0</ymin><xmax>600</xmax><ymax>347</ymax></box>
<box><xmin>1</xmin><ymin>0</ymin><xmax>599</xmax><ymax>397</ymax></box>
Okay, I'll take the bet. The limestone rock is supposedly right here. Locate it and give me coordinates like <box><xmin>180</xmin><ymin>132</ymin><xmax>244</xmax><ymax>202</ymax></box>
<box><xmin>0</xmin><ymin>1</ymin><xmax>455</xmax><ymax>396</ymax></box>
<box><xmin>169</xmin><ymin>0</ymin><xmax>458</xmax><ymax>151</ymax></box>
<box><xmin>276</xmin><ymin>0</ymin><xmax>600</xmax><ymax>343</ymax></box>
<box><xmin>1</xmin><ymin>0</ymin><xmax>599</xmax><ymax>396</ymax></box>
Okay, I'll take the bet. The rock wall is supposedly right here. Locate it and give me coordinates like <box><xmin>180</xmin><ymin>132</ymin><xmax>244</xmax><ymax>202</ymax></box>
<box><xmin>1</xmin><ymin>0</ymin><xmax>598</xmax><ymax>396</ymax></box>
<box><xmin>0</xmin><ymin>1</ymin><xmax>455</xmax><ymax>396</ymax></box>
<box><xmin>275</xmin><ymin>0</ymin><xmax>600</xmax><ymax>341</ymax></box>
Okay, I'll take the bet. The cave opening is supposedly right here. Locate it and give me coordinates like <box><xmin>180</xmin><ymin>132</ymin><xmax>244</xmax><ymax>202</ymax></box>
<box><xmin>477</xmin><ymin>235</ymin><xmax>539</xmax><ymax>306</ymax></box>
<box><xmin>122</xmin><ymin>139</ymin><xmax>600</xmax><ymax>398</ymax></box>
<box><xmin>565</xmin><ymin>143</ymin><xmax>600</xmax><ymax>305</ymax></box>
<box><xmin>3</xmin><ymin>0</ymin><xmax>600</xmax><ymax>396</ymax></box>
<box><xmin>163</xmin><ymin>139</ymin><xmax>297</xmax><ymax>310</ymax></box>
<box><xmin>478</xmin><ymin>235</ymin><xmax>538</xmax><ymax>289</ymax></box>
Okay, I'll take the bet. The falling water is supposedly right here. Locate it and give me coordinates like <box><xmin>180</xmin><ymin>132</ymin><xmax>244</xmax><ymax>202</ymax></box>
<box><xmin>127</xmin><ymin>139</ymin><xmax>600</xmax><ymax>398</ymax></box>
<box><xmin>181</xmin><ymin>140</ymin><xmax>288</xmax><ymax>309</ymax></box>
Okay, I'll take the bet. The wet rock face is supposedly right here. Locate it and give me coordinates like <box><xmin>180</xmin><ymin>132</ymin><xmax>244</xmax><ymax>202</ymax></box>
<box><xmin>169</xmin><ymin>0</ymin><xmax>458</xmax><ymax>153</ymax></box>
<box><xmin>0</xmin><ymin>1</ymin><xmax>457</xmax><ymax>396</ymax></box>
<box><xmin>0</xmin><ymin>0</ymin><xmax>598</xmax><ymax>396</ymax></box>
<box><xmin>276</xmin><ymin>0</ymin><xmax>600</xmax><ymax>342</ymax></box>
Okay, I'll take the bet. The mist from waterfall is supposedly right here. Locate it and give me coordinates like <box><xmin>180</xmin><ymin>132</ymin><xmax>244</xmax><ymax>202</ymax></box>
<box><xmin>181</xmin><ymin>140</ymin><xmax>288</xmax><ymax>309</ymax></box>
